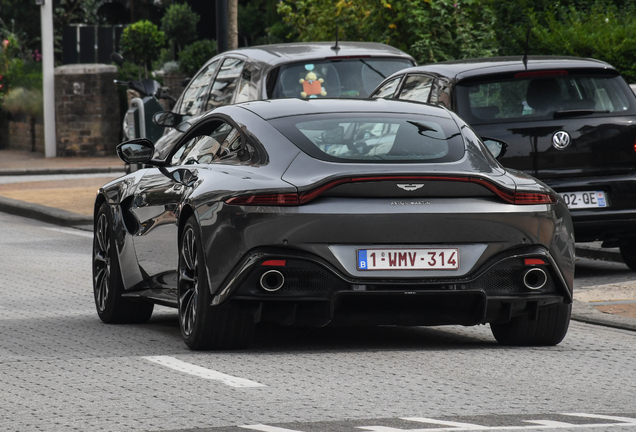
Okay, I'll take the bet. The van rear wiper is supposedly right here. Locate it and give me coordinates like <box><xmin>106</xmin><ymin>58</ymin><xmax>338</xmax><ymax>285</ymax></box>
<box><xmin>553</xmin><ymin>109</ymin><xmax>610</xmax><ymax>119</ymax></box>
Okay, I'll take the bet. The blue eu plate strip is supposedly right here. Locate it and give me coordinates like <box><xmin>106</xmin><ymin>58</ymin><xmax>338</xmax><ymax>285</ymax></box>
<box><xmin>358</xmin><ymin>250</ymin><xmax>368</xmax><ymax>270</ymax></box>
<box><xmin>597</xmin><ymin>191</ymin><xmax>606</xmax><ymax>207</ymax></box>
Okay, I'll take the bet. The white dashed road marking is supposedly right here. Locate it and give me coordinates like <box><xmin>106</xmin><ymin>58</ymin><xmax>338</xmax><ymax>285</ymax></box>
<box><xmin>356</xmin><ymin>413</ymin><xmax>636</xmax><ymax>431</ymax></box>
<box><xmin>143</xmin><ymin>356</ymin><xmax>266</xmax><ymax>388</ymax></box>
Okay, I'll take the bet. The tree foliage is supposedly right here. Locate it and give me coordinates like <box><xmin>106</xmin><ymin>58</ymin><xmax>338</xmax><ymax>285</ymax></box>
<box><xmin>161</xmin><ymin>3</ymin><xmax>200</xmax><ymax>52</ymax></box>
<box><xmin>277</xmin><ymin>0</ymin><xmax>497</xmax><ymax>64</ymax></box>
<box><xmin>120</xmin><ymin>20</ymin><xmax>165</xmax><ymax>78</ymax></box>
<box><xmin>526</xmin><ymin>4</ymin><xmax>636</xmax><ymax>82</ymax></box>
<box><xmin>179</xmin><ymin>39</ymin><xmax>217</xmax><ymax>76</ymax></box>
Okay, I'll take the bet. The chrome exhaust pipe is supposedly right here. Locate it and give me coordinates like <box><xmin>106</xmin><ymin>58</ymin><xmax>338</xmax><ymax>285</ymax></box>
<box><xmin>260</xmin><ymin>270</ymin><xmax>285</xmax><ymax>292</ymax></box>
<box><xmin>523</xmin><ymin>268</ymin><xmax>547</xmax><ymax>290</ymax></box>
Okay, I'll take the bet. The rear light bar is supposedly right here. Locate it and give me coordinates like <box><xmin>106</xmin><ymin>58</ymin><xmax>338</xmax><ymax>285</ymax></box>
<box><xmin>515</xmin><ymin>70</ymin><xmax>569</xmax><ymax>78</ymax></box>
<box><xmin>224</xmin><ymin>176</ymin><xmax>557</xmax><ymax>207</ymax></box>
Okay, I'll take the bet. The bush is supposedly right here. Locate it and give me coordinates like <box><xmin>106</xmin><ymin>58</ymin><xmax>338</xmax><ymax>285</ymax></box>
<box><xmin>120</xmin><ymin>20</ymin><xmax>166</xmax><ymax>78</ymax></box>
<box><xmin>179</xmin><ymin>39</ymin><xmax>217</xmax><ymax>76</ymax></box>
<box><xmin>161</xmin><ymin>3</ymin><xmax>200</xmax><ymax>52</ymax></box>
<box><xmin>2</xmin><ymin>87</ymin><xmax>42</xmax><ymax>118</ymax></box>
<box><xmin>277</xmin><ymin>0</ymin><xmax>497</xmax><ymax>64</ymax></box>
<box><xmin>0</xmin><ymin>33</ymin><xmax>42</xmax><ymax>115</ymax></box>
<box><xmin>527</xmin><ymin>4</ymin><xmax>636</xmax><ymax>83</ymax></box>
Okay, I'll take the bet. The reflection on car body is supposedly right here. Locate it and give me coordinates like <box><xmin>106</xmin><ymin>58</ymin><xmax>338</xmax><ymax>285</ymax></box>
<box><xmin>95</xmin><ymin>98</ymin><xmax>575</xmax><ymax>350</ymax></box>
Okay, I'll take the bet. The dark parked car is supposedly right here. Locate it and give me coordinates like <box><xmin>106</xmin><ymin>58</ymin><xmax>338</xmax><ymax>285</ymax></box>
<box><xmin>371</xmin><ymin>56</ymin><xmax>636</xmax><ymax>268</ymax></box>
<box><xmin>151</xmin><ymin>42</ymin><xmax>415</xmax><ymax>160</ymax></box>
<box><xmin>93</xmin><ymin>98</ymin><xmax>575</xmax><ymax>350</ymax></box>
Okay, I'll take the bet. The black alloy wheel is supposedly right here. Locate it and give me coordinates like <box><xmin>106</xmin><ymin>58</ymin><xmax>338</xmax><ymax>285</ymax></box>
<box><xmin>490</xmin><ymin>303</ymin><xmax>571</xmax><ymax>346</ymax></box>
<box><xmin>93</xmin><ymin>202</ymin><xmax>154</xmax><ymax>324</ymax></box>
<box><xmin>178</xmin><ymin>215</ymin><xmax>254</xmax><ymax>350</ymax></box>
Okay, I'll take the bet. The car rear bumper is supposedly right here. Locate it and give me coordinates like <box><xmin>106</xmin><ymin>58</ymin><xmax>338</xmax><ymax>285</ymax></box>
<box><xmin>571</xmin><ymin>213</ymin><xmax>636</xmax><ymax>243</ymax></box>
<box><xmin>547</xmin><ymin>174</ymin><xmax>636</xmax><ymax>242</ymax></box>
<box><xmin>215</xmin><ymin>245</ymin><xmax>572</xmax><ymax>327</ymax></box>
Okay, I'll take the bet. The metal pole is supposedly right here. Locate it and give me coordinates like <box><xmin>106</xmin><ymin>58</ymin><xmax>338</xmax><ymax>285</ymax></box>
<box><xmin>216</xmin><ymin>0</ymin><xmax>228</xmax><ymax>54</ymax></box>
<box><xmin>40</xmin><ymin>0</ymin><xmax>56</xmax><ymax>158</ymax></box>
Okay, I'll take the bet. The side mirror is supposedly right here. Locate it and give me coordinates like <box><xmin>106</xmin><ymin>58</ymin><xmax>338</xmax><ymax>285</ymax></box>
<box><xmin>116</xmin><ymin>138</ymin><xmax>155</xmax><ymax>164</ymax></box>
<box><xmin>482</xmin><ymin>137</ymin><xmax>508</xmax><ymax>160</ymax></box>
<box><xmin>110</xmin><ymin>52</ymin><xmax>124</xmax><ymax>67</ymax></box>
<box><xmin>181</xmin><ymin>77</ymin><xmax>192</xmax><ymax>87</ymax></box>
<box><xmin>153</xmin><ymin>111</ymin><xmax>182</xmax><ymax>128</ymax></box>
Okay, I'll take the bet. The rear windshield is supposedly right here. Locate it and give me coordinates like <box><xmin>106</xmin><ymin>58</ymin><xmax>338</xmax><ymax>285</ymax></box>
<box><xmin>269</xmin><ymin>58</ymin><xmax>413</xmax><ymax>99</ymax></box>
<box><xmin>269</xmin><ymin>113</ymin><xmax>465</xmax><ymax>163</ymax></box>
<box><xmin>456</xmin><ymin>73</ymin><xmax>635</xmax><ymax>124</ymax></box>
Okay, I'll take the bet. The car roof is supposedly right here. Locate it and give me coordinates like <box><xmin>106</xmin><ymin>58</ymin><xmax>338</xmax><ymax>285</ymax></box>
<box><xmin>225</xmin><ymin>98</ymin><xmax>454</xmax><ymax>120</ymax></box>
<box><xmin>385</xmin><ymin>56</ymin><xmax>616</xmax><ymax>81</ymax></box>
<box><xmin>216</xmin><ymin>42</ymin><xmax>415</xmax><ymax>68</ymax></box>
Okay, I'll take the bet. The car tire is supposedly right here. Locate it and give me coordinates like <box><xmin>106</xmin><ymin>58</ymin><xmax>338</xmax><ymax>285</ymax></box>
<box><xmin>619</xmin><ymin>244</ymin><xmax>636</xmax><ymax>271</ymax></box>
<box><xmin>93</xmin><ymin>202</ymin><xmax>154</xmax><ymax>324</ymax></box>
<box><xmin>178</xmin><ymin>216</ymin><xmax>254</xmax><ymax>350</ymax></box>
<box><xmin>490</xmin><ymin>303</ymin><xmax>571</xmax><ymax>346</ymax></box>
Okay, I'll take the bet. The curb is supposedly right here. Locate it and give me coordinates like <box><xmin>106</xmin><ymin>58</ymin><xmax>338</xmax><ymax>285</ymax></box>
<box><xmin>0</xmin><ymin>195</ymin><xmax>92</xmax><ymax>226</ymax></box>
<box><xmin>0</xmin><ymin>166</ymin><xmax>125</xmax><ymax>176</ymax></box>
<box><xmin>571</xmin><ymin>299</ymin><xmax>636</xmax><ymax>332</ymax></box>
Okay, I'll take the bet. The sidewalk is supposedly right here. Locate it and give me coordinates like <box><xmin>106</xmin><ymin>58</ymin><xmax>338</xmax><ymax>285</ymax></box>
<box><xmin>0</xmin><ymin>150</ymin><xmax>124</xmax><ymax>225</ymax></box>
<box><xmin>0</xmin><ymin>149</ymin><xmax>635</xmax><ymax>332</ymax></box>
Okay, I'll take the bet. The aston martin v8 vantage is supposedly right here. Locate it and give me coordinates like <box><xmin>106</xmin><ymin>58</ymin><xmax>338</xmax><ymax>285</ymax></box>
<box><xmin>93</xmin><ymin>98</ymin><xmax>575</xmax><ymax>350</ymax></box>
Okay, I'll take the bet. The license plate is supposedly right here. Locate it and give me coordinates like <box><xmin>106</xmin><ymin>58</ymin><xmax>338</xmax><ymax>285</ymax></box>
<box><xmin>559</xmin><ymin>191</ymin><xmax>607</xmax><ymax>209</ymax></box>
<box><xmin>357</xmin><ymin>248</ymin><xmax>459</xmax><ymax>271</ymax></box>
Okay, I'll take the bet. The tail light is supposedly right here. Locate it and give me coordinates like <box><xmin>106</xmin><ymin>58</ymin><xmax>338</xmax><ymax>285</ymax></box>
<box><xmin>224</xmin><ymin>176</ymin><xmax>557</xmax><ymax>206</ymax></box>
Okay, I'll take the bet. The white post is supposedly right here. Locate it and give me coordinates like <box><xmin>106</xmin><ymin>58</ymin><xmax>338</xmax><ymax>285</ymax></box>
<box><xmin>40</xmin><ymin>0</ymin><xmax>56</xmax><ymax>158</ymax></box>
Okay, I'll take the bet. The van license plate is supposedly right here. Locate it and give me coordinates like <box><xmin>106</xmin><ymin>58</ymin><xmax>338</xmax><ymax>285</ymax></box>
<box><xmin>559</xmin><ymin>191</ymin><xmax>607</xmax><ymax>209</ymax></box>
<box><xmin>357</xmin><ymin>248</ymin><xmax>459</xmax><ymax>270</ymax></box>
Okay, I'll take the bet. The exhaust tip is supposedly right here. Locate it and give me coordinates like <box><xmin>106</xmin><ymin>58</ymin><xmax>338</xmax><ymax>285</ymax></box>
<box><xmin>523</xmin><ymin>267</ymin><xmax>547</xmax><ymax>290</ymax></box>
<box><xmin>260</xmin><ymin>270</ymin><xmax>285</xmax><ymax>292</ymax></box>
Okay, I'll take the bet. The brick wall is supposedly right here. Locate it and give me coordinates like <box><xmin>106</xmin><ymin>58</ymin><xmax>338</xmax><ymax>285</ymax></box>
<box><xmin>54</xmin><ymin>64</ymin><xmax>121</xmax><ymax>157</ymax></box>
<box><xmin>5</xmin><ymin>117</ymin><xmax>44</xmax><ymax>152</ymax></box>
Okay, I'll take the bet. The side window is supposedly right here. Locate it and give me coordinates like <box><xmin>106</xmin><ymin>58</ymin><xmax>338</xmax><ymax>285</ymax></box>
<box><xmin>170</xmin><ymin>121</ymin><xmax>251</xmax><ymax>166</ymax></box>
<box><xmin>372</xmin><ymin>76</ymin><xmax>402</xmax><ymax>99</ymax></box>
<box><xmin>206</xmin><ymin>57</ymin><xmax>246</xmax><ymax>110</ymax></box>
<box><xmin>235</xmin><ymin>63</ymin><xmax>260</xmax><ymax>103</ymax></box>
<box><xmin>429</xmin><ymin>77</ymin><xmax>452</xmax><ymax>109</ymax></box>
<box><xmin>178</xmin><ymin>61</ymin><xmax>220</xmax><ymax>117</ymax></box>
<box><xmin>398</xmin><ymin>75</ymin><xmax>433</xmax><ymax>103</ymax></box>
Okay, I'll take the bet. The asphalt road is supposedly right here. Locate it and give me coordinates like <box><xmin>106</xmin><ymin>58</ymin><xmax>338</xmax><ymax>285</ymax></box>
<box><xmin>1</xmin><ymin>212</ymin><xmax>635</xmax><ymax>432</ymax></box>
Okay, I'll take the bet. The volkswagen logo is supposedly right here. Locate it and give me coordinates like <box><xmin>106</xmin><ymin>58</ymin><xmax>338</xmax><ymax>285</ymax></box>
<box><xmin>397</xmin><ymin>184</ymin><xmax>424</xmax><ymax>191</ymax></box>
<box><xmin>552</xmin><ymin>131</ymin><xmax>571</xmax><ymax>149</ymax></box>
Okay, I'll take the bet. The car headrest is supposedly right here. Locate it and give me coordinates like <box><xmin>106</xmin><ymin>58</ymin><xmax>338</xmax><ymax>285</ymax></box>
<box><xmin>526</xmin><ymin>79</ymin><xmax>561</xmax><ymax>111</ymax></box>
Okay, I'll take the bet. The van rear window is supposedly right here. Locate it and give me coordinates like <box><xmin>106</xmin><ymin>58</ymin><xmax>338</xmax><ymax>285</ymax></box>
<box><xmin>269</xmin><ymin>58</ymin><xmax>413</xmax><ymax>99</ymax></box>
<box><xmin>456</xmin><ymin>74</ymin><xmax>635</xmax><ymax>124</ymax></box>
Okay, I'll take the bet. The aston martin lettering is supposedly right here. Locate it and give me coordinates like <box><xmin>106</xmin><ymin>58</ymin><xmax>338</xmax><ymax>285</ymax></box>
<box><xmin>391</xmin><ymin>201</ymin><xmax>431</xmax><ymax>206</ymax></box>
<box><xmin>397</xmin><ymin>183</ymin><xmax>424</xmax><ymax>191</ymax></box>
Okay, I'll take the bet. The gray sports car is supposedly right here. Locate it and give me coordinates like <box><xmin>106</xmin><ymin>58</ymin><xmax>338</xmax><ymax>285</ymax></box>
<box><xmin>93</xmin><ymin>98</ymin><xmax>575</xmax><ymax>350</ymax></box>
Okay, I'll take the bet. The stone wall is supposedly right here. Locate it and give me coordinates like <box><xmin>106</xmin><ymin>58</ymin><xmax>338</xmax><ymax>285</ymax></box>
<box><xmin>54</xmin><ymin>64</ymin><xmax>120</xmax><ymax>156</ymax></box>
<box><xmin>5</xmin><ymin>116</ymin><xmax>44</xmax><ymax>152</ymax></box>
